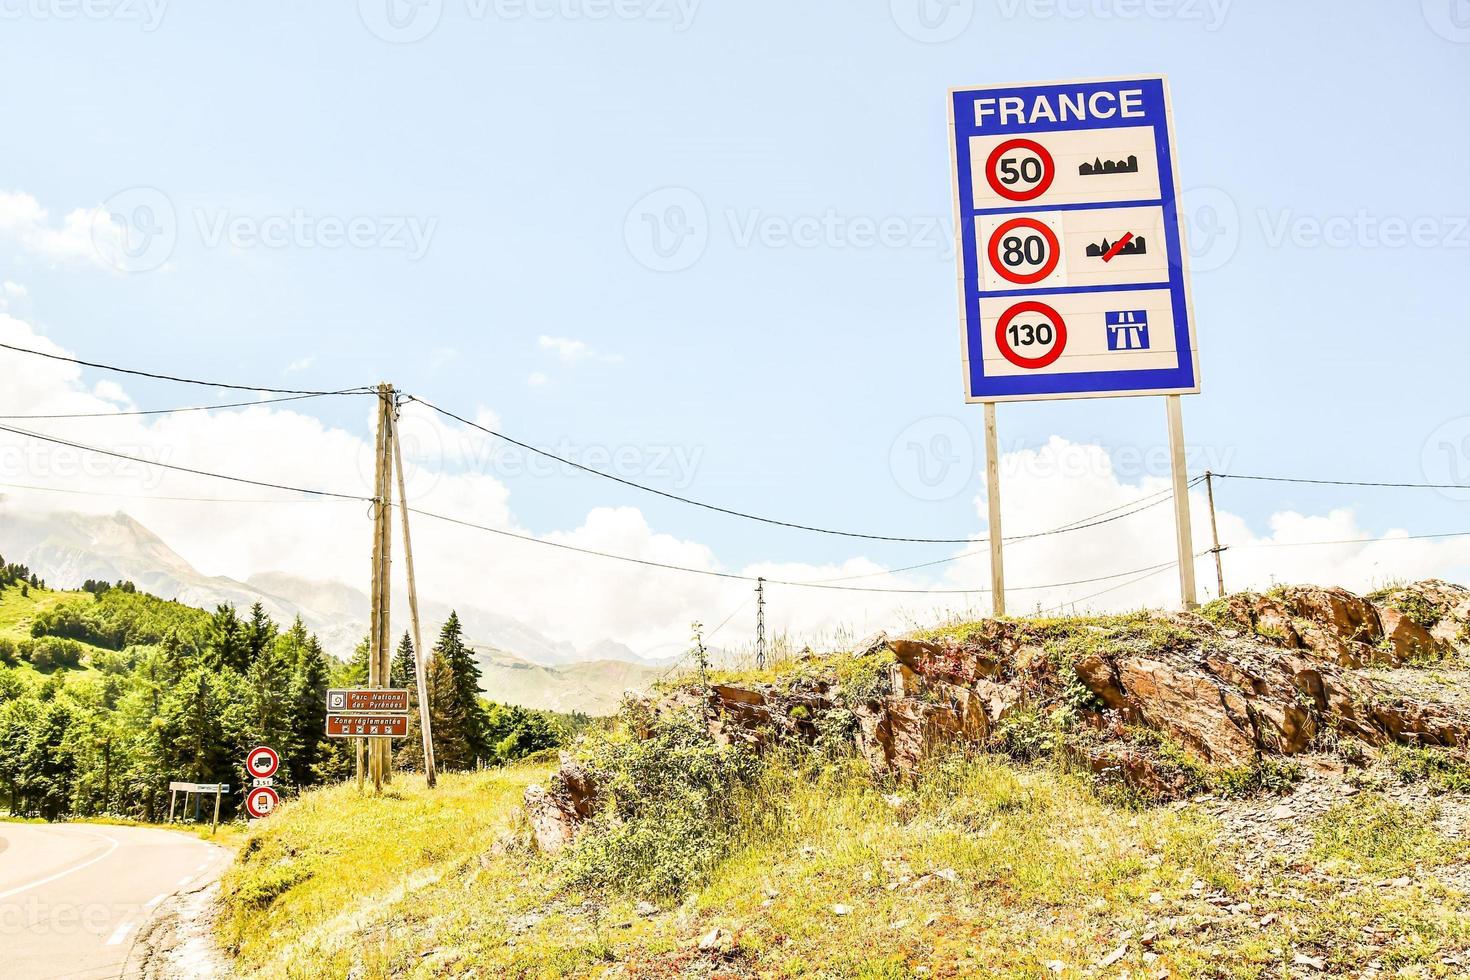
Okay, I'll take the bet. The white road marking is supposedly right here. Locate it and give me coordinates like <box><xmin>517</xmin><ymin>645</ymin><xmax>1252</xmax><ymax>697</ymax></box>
<box><xmin>0</xmin><ymin>830</ymin><xmax>120</xmax><ymax>901</ymax></box>
<box><xmin>144</xmin><ymin>893</ymin><xmax>166</xmax><ymax>909</ymax></box>
<box><xmin>194</xmin><ymin>861</ymin><xmax>208</xmax><ymax>871</ymax></box>
<box><xmin>105</xmin><ymin>921</ymin><xmax>134</xmax><ymax>946</ymax></box>
<box><xmin>177</xmin><ymin>876</ymin><xmax>193</xmax><ymax>887</ymax></box>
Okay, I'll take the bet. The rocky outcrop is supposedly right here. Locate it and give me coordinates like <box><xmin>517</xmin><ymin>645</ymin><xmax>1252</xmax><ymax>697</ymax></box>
<box><xmin>523</xmin><ymin>753</ymin><xmax>600</xmax><ymax>855</ymax></box>
<box><xmin>524</xmin><ymin>581</ymin><xmax>1470</xmax><ymax>844</ymax></box>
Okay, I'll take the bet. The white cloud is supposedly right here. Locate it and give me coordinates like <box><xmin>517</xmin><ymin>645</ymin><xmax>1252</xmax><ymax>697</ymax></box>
<box><xmin>538</xmin><ymin>335</ymin><xmax>623</xmax><ymax>364</ymax></box>
<box><xmin>527</xmin><ymin>371</ymin><xmax>548</xmax><ymax>387</ymax></box>
<box><xmin>0</xmin><ymin>191</ymin><xmax>104</xmax><ymax>264</ymax></box>
<box><xmin>0</xmin><ymin>281</ymin><xmax>25</xmax><ymax>312</ymax></box>
<box><xmin>284</xmin><ymin>356</ymin><xmax>315</xmax><ymax>374</ymax></box>
<box><xmin>0</xmin><ymin>314</ymin><xmax>1465</xmax><ymax>658</ymax></box>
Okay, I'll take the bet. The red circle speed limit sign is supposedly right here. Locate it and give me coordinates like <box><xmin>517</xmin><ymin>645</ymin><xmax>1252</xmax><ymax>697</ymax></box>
<box><xmin>245</xmin><ymin>786</ymin><xmax>280</xmax><ymax>819</ymax></box>
<box><xmin>987</xmin><ymin>217</ymin><xmax>1060</xmax><ymax>285</ymax></box>
<box><xmin>995</xmin><ymin>301</ymin><xmax>1067</xmax><ymax>369</ymax></box>
<box><xmin>985</xmin><ymin>138</ymin><xmax>1055</xmax><ymax>202</ymax></box>
<box><xmin>246</xmin><ymin>746</ymin><xmax>279</xmax><ymax>779</ymax></box>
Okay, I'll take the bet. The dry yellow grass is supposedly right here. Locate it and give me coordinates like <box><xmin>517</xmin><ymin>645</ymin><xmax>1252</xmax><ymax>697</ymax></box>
<box><xmin>216</xmin><ymin>749</ymin><xmax>1470</xmax><ymax>978</ymax></box>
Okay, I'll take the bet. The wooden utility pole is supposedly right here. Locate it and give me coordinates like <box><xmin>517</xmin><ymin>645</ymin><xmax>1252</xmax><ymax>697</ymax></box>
<box><xmin>1165</xmin><ymin>395</ymin><xmax>1199</xmax><ymax>610</ymax></box>
<box><xmin>389</xmin><ymin>399</ymin><xmax>438</xmax><ymax>788</ymax></box>
<box><xmin>365</xmin><ymin>384</ymin><xmax>396</xmax><ymax>792</ymax></box>
<box><xmin>1204</xmin><ymin>470</ymin><xmax>1226</xmax><ymax>599</ymax></box>
<box><xmin>983</xmin><ymin>402</ymin><xmax>1006</xmax><ymax>616</ymax></box>
<box><xmin>754</xmin><ymin>578</ymin><xmax>767</xmax><ymax>670</ymax></box>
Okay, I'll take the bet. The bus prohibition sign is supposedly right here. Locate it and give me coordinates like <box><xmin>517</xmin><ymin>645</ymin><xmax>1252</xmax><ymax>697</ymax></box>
<box><xmin>245</xmin><ymin>786</ymin><xmax>279</xmax><ymax>819</ymax></box>
<box><xmin>995</xmin><ymin>301</ymin><xmax>1067</xmax><ymax>369</ymax></box>
<box><xmin>246</xmin><ymin>746</ymin><xmax>279</xmax><ymax>779</ymax></box>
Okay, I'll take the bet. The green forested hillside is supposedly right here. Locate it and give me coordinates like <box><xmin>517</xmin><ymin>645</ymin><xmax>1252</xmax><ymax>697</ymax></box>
<box><xmin>0</xmin><ymin>562</ymin><xmax>574</xmax><ymax>822</ymax></box>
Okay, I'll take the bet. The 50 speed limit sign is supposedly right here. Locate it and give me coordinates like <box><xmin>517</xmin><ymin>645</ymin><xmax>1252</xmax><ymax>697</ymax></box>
<box><xmin>950</xmin><ymin>76</ymin><xmax>1199</xmax><ymax>401</ymax></box>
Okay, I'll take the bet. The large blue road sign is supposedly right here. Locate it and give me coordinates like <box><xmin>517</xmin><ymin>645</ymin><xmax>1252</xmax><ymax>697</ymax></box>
<box><xmin>949</xmin><ymin>76</ymin><xmax>1199</xmax><ymax>402</ymax></box>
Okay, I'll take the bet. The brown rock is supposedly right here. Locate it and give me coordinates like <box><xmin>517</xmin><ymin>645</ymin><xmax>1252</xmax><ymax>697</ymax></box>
<box><xmin>524</xmin><ymin>783</ymin><xmax>582</xmax><ymax>856</ymax></box>
<box><xmin>1113</xmin><ymin>658</ymin><xmax>1257</xmax><ymax>765</ymax></box>
<box><xmin>1377</xmin><ymin>607</ymin><xmax>1442</xmax><ymax>662</ymax></box>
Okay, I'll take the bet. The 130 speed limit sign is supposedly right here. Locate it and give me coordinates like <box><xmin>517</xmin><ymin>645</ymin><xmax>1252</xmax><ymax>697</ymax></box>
<box><xmin>995</xmin><ymin>301</ymin><xmax>1067</xmax><ymax>369</ymax></box>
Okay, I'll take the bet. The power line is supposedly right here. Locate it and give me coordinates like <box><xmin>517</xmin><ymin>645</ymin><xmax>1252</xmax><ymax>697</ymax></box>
<box><xmin>411</xmin><ymin>394</ymin><xmax>1199</xmax><ymax>546</ymax></box>
<box><xmin>810</xmin><ymin>481</ymin><xmax>1189</xmax><ymax>583</ymax></box>
<box><xmin>1033</xmin><ymin>560</ymin><xmax>1181</xmax><ymax>617</ymax></box>
<box><xmin>0</xmin><ymin>341</ymin><xmax>377</xmax><ymax>397</ymax></box>
<box><xmin>409</xmin><ymin>396</ymin><xmax>980</xmax><ymax>544</ymax></box>
<box><xmin>0</xmin><ymin>480</ymin><xmax>352</xmax><ymax>505</ymax></box>
<box><xmin>0</xmin><ymin>421</ymin><xmax>1206</xmax><ymax>596</ymax></box>
<box><xmin>0</xmin><ymin>424</ymin><xmax>371</xmax><ymax>502</ymax></box>
<box><xmin>1214</xmin><ymin>471</ymin><xmax>1468</xmax><ymax>491</ymax></box>
<box><xmin>407</xmin><ymin>504</ymin><xmax>1182</xmax><ymax>595</ymax></box>
<box><xmin>0</xmin><ymin>390</ymin><xmax>362</xmax><ymax>420</ymax></box>
<box><xmin>1227</xmin><ymin>530</ymin><xmax>1470</xmax><ymax>550</ymax></box>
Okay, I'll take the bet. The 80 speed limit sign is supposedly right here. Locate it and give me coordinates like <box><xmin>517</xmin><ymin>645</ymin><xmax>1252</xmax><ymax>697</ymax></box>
<box><xmin>986</xmin><ymin>216</ymin><xmax>1061</xmax><ymax>285</ymax></box>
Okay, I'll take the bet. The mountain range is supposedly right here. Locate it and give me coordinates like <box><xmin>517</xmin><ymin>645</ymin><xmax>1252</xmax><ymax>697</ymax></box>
<box><xmin>0</xmin><ymin>508</ymin><xmax>664</xmax><ymax>713</ymax></box>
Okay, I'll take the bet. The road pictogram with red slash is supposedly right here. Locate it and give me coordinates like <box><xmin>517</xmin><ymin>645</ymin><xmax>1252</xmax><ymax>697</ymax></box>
<box><xmin>1101</xmin><ymin>232</ymin><xmax>1134</xmax><ymax>262</ymax></box>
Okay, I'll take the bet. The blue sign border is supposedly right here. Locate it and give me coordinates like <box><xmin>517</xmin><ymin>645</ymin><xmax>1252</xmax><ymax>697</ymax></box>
<box><xmin>952</xmin><ymin>76</ymin><xmax>1198</xmax><ymax>401</ymax></box>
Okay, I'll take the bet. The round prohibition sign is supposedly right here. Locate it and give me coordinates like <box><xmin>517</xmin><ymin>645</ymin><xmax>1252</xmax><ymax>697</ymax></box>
<box><xmin>246</xmin><ymin>745</ymin><xmax>279</xmax><ymax>779</ymax></box>
<box><xmin>987</xmin><ymin>217</ymin><xmax>1061</xmax><ymax>285</ymax></box>
<box><xmin>995</xmin><ymin>301</ymin><xmax>1068</xmax><ymax>369</ymax></box>
<box><xmin>245</xmin><ymin>786</ymin><xmax>280</xmax><ymax>819</ymax></box>
<box><xmin>985</xmin><ymin>138</ymin><xmax>1056</xmax><ymax>202</ymax></box>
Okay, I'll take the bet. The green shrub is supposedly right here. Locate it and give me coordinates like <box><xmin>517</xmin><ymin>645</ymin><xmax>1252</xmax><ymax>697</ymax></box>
<box><xmin>20</xmin><ymin>636</ymin><xmax>84</xmax><ymax>671</ymax></box>
<box><xmin>563</xmin><ymin>709</ymin><xmax>758</xmax><ymax>899</ymax></box>
<box><xmin>1213</xmin><ymin>756</ymin><xmax>1301</xmax><ymax>797</ymax></box>
<box><xmin>1382</xmin><ymin>744</ymin><xmax>1470</xmax><ymax>793</ymax></box>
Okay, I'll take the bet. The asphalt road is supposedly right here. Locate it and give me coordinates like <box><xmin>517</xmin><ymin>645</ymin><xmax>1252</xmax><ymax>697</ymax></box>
<box><xmin>0</xmin><ymin>822</ymin><xmax>231</xmax><ymax>980</ymax></box>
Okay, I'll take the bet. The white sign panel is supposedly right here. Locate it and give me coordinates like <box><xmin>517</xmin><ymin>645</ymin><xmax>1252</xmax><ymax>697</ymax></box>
<box><xmin>950</xmin><ymin>76</ymin><xmax>1200</xmax><ymax>402</ymax></box>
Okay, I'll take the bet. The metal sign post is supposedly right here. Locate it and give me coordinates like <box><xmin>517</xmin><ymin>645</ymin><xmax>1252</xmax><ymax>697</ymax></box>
<box><xmin>167</xmin><ymin>782</ymin><xmax>230</xmax><ymax>832</ymax></box>
<box><xmin>950</xmin><ymin>76</ymin><xmax>1202</xmax><ymax>611</ymax></box>
<box><xmin>1166</xmin><ymin>395</ymin><xmax>1198</xmax><ymax>609</ymax></box>
<box><xmin>983</xmin><ymin>402</ymin><xmax>1006</xmax><ymax>616</ymax></box>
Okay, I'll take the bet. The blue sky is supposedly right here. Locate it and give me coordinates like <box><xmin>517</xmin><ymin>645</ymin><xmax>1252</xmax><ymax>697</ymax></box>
<box><xmin>1</xmin><ymin>2</ymin><xmax>1468</xmax><ymax>649</ymax></box>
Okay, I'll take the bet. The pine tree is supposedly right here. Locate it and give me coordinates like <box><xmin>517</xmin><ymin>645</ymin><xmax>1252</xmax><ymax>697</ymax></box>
<box><xmin>244</xmin><ymin>602</ymin><xmax>277</xmax><ymax>667</ymax></box>
<box><xmin>284</xmin><ymin>621</ymin><xmax>331</xmax><ymax>786</ymax></box>
<box><xmin>391</xmin><ymin>631</ymin><xmax>416</xmax><ymax>690</ymax></box>
<box><xmin>205</xmin><ymin>605</ymin><xmax>249</xmax><ymax>674</ymax></box>
<box><xmin>431</xmin><ymin>612</ymin><xmax>488</xmax><ymax>768</ymax></box>
<box><xmin>158</xmin><ymin>668</ymin><xmax>232</xmax><ymax>786</ymax></box>
<box><xmin>390</xmin><ymin>631</ymin><xmax>426</xmax><ymax>772</ymax></box>
<box><xmin>340</xmin><ymin>636</ymin><xmax>370</xmax><ymax>687</ymax></box>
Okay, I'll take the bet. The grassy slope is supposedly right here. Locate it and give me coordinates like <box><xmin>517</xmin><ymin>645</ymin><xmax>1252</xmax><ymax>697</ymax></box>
<box><xmin>218</xmin><ymin>754</ymin><xmax>1470</xmax><ymax>978</ymax></box>
<box><xmin>0</xmin><ymin>584</ymin><xmax>74</xmax><ymax>644</ymax></box>
<box><xmin>0</xmin><ymin>584</ymin><xmax>110</xmax><ymax>679</ymax></box>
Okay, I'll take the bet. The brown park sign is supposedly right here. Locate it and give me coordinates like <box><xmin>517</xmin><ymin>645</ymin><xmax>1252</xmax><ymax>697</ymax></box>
<box><xmin>326</xmin><ymin>714</ymin><xmax>410</xmax><ymax>738</ymax></box>
<box><xmin>326</xmin><ymin>688</ymin><xmax>410</xmax><ymax>713</ymax></box>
